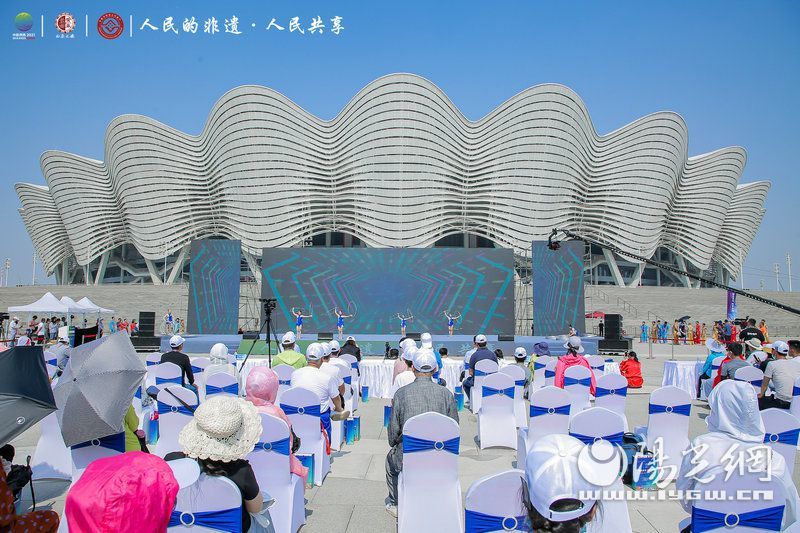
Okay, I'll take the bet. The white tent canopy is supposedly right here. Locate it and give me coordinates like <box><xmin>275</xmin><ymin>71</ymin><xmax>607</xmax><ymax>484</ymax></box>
<box><xmin>76</xmin><ymin>297</ymin><xmax>114</xmax><ymax>314</ymax></box>
<box><xmin>59</xmin><ymin>296</ymin><xmax>94</xmax><ymax>314</ymax></box>
<box><xmin>8</xmin><ymin>292</ymin><xmax>70</xmax><ymax>314</ymax></box>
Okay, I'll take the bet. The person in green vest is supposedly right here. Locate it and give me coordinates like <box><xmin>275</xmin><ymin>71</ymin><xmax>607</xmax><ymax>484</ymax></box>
<box><xmin>272</xmin><ymin>331</ymin><xmax>307</xmax><ymax>369</ymax></box>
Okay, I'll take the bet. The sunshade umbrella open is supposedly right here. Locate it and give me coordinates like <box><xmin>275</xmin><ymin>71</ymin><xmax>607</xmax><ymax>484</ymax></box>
<box><xmin>53</xmin><ymin>332</ymin><xmax>145</xmax><ymax>447</ymax></box>
<box><xmin>678</xmin><ymin>315</ymin><xmax>691</xmax><ymax>322</ymax></box>
<box><xmin>0</xmin><ymin>346</ymin><xmax>57</xmax><ymax>445</ymax></box>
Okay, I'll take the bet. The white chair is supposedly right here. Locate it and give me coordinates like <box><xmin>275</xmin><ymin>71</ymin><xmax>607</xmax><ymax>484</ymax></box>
<box><xmin>145</xmin><ymin>352</ymin><xmax>162</xmax><ymax>367</ymax></box>
<box><xmin>280</xmin><ymin>386</ymin><xmax>330</xmax><ymax>486</ymax></box>
<box><xmin>594</xmin><ymin>373</ymin><xmax>629</xmax><ymax>419</ymax></box>
<box><xmin>30</xmin><ymin>412</ymin><xmax>71</xmax><ymax>481</ymax></box>
<box><xmin>477</xmin><ymin>372</ymin><xmax>517</xmax><ymax>450</ymax></box>
<box><xmin>246</xmin><ymin>414</ymin><xmax>305</xmax><ymax>533</ymax></box>
<box><xmin>499</xmin><ymin>364</ymin><xmax>528</xmax><ymax>428</ymax></box>
<box><xmin>168</xmin><ymin>473</ymin><xmax>244</xmax><ymax>532</ymax></box>
<box><xmin>155</xmin><ymin>361</ymin><xmax>184</xmax><ymax>387</ymax></box>
<box><xmin>272</xmin><ymin>364</ymin><xmax>295</xmax><ymax>405</ymax></box>
<box><xmin>471</xmin><ymin>358</ymin><xmax>499</xmax><ymax>414</ymax></box>
<box><xmin>70</xmin><ymin>432</ymin><xmax>125</xmax><ymax>482</ymax></box>
<box><xmin>639</xmin><ymin>385</ymin><xmax>692</xmax><ymax>477</ymax></box>
<box><xmin>516</xmin><ymin>386</ymin><xmax>570</xmax><ymax>472</ymax></box>
<box><xmin>339</xmin><ymin>354</ymin><xmax>360</xmax><ymax>412</ymax></box>
<box><xmin>680</xmin><ymin>470</ymin><xmax>788</xmax><ymax>533</ymax></box>
<box><xmin>203</xmin><ymin>372</ymin><xmax>239</xmax><ymax>400</ymax></box>
<box><xmin>761</xmin><ymin>408</ymin><xmax>800</xmax><ymax>476</ymax></box>
<box><xmin>530</xmin><ymin>355</ymin><xmax>553</xmax><ymax>392</ymax></box>
<box><xmin>465</xmin><ymin>470</ymin><xmax>528</xmax><ymax>533</ymax></box>
<box><xmin>586</xmin><ymin>355</ymin><xmax>607</xmax><ymax>379</ymax></box>
<box><xmin>791</xmin><ymin>376</ymin><xmax>800</xmax><ymax>419</ymax></box>
<box><xmin>155</xmin><ymin>386</ymin><xmax>198</xmax><ymax>458</ymax></box>
<box><xmin>734</xmin><ymin>366</ymin><xmax>764</xmax><ymax>394</ymax></box>
<box><xmin>701</xmin><ymin>355</ymin><xmax>727</xmax><ymax>400</ymax></box>
<box><xmin>544</xmin><ymin>359</ymin><xmax>557</xmax><ymax>387</ymax></box>
<box><xmin>190</xmin><ymin>357</ymin><xmax>210</xmax><ymax>375</ymax></box>
<box><xmin>563</xmin><ymin>365</ymin><xmax>592</xmax><ymax>416</ymax></box>
<box><xmin>398</xmin><ymin>412</ymin><xmax>462</xmax><ymax>533</ymax></box>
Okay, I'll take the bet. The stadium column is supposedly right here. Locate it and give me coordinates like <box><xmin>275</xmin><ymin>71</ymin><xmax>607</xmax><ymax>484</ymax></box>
<box><xmin>602</xmin><ymin>249</ymin><xmax>625</xmax><ymax>286</ymax></box>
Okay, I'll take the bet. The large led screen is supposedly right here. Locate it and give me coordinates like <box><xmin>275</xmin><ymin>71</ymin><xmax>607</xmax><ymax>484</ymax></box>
<box><xmin>186</xmin><ymin>239</ymin><xmax>241</xmax><ymax>334</ymax></box>
<box><xmin>532</xmin><ymin>240</ymin><xmax>586</xmax><ymax>336</ymax></box>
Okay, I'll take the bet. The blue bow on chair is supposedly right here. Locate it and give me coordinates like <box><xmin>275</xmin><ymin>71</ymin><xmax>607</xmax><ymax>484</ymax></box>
<box><xmin>514</xmin><ymin>379</ymin><xmax>526</xmax><ymax>387</ymax></box>
<box><xmin>764</xmin><ymin>428</ymin><xmax>800</xmax><ymax>446</ymax></box>
<box><xmin>569</xmin><ymin>431</ymin><xmax>624</xmax><ymax>446</ymax></box>
<box><xmin>206</xmin><ymin>383</ymin><xmax>239</xmax><ymax>396</ymax></box>
<box><xmin>343</xmin><ymin>376</ymin><xmax>352</xmax><ymax>385</ymax></box>
<box><xmin>564</xmin><ymin>376</ymin><xmax>591</xmax><ymax>387</ymax></box>
<box><xmin>465</xmin><ymin>509</ymin><xmax>531</xmax><ymax>532</ymax></box>
<box><xmin>350</xmin><ymin>361</ymin><xmax>359</xmax><ymax>369</ymax></box>
<box><xmin>403</xmin><ymin>435</ymin><xmax>460</xmax><ymax>454</ymax></box>
<box><xmin>72</xmin><ymin>432</ymin><xmax>126</xmax><ymax>453</ymax></box>
<box><xmin>649</xmin><ymin>403</ymin><xmax>691</xmax><ymax>416</ymax></box>
<box><xmin>190</xmin><ymin>365</ymin><xmax>204</xmax><ymax>373</ymax></box>
<box><xmin>281</xmin><ymin>403</ymin><xmax>322</xmax><ymax>417</ymax></box>
<box><xmin>255</xmin><ymin>436</ymin><xmax>291</xmax><ymax>455</ymax></box>
<box><xmin>156</xmin><ymin>375</ymin><xmax>183</xmax><ymax>386</ymax></box>
<box><xmin>146</xmin><ymin>360</ymin><xmax>157</xmax><ymax>366</ymax></box>
<box><xmin>46</xmin><ymin>357</ymin><xmax>57</xmax><ymax>366</ymax></box>
<box><xmin>735</xmin><ymin>377</ymin><xmax>763</xmax><ymax>387</ymax></box>
<box><xmin>474</xmin><ymin>369</ymin><xmax>494</xmax><ymax>377</ymax></box>
<box><xmin>530</xmin><ymin>404</ymin><xmax>570</xmax><ymax>417</ymax></box>
<box><xmin>157</xmin><ymin>401</ymin><xmax>194</xmax><ymax>416</ymax></box>
<box><xmin>168</xmin><ymin>507</ymin><xmax>242</xmax><ymax>532</ymax></box>
<box><xmin>544</xmin><ymin>369</ymin><xmax>555</xmax><ymax>379</ymax></box>
<box><xmin>278</xmin><ymin>379</ymin><xmax>291</xmax><ymax>386</ymax></box>
<box><xmin>482</xmin><ymin>386</ymin><xmax>514</xmax><ymax>398</ymax></box>
<box><xmin>595</xmin><ymin>386</ymin><xmax>627</xmax><ymax>398</ymax></box>
<box><xmin>593</xmin><ymin>365</ymin><xmax>605</xmax><ymax>372</ymax></box>
<box><xmin>690</xmin><ymin>504</ymin><xmax>784</xmax><ymax>533</ymax></box>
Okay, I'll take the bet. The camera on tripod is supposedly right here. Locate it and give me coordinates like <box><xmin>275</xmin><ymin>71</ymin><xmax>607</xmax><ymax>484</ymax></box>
<box><xmin>259</xmin><ymin>298</ymin><xmax>278</xmax><ymax>312</ymax></box>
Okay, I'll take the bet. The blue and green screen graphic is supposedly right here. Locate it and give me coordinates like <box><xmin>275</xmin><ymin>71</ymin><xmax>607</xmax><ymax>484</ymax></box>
<box><xmin>261</xmin><ymin>248</ymin><xmax>515</xmax><ymax>335</ymax></box>
<box><xmin>187</xmin><ymin>239</ymin><xmax>241</xmax><ymax>334</ymax></box>
<box><xmin>532</xmin><ymin>240</ymin><xmax>585</xmax><ymax>336</ymax></box>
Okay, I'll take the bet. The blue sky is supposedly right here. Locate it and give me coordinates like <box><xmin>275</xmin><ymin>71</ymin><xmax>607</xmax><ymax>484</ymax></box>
<box><xmin>2</xmin><ymin>0</ymin><xmax>798</xmax><ymax>289</ymax></box>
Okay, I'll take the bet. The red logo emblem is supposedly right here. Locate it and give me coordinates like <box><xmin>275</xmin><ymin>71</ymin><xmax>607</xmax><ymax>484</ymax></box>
<box><xmin>55</xmin><ymin>12</ymin><xmax>76</xmax><ymax>34</ymax></box>
<box><xmin>97</xmin><ymin>13</ymin><xmax>124</xmax><ymax>39</ymax></box>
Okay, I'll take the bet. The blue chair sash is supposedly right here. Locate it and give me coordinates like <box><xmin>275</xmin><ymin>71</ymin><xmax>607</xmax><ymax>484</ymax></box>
<box><xmin>533</xmin><ymin>361</ymin><xmax>546</xmax><ymax>371</ymax></box>
<box><xmin>191</xmin><ymin>365</ymin><xmax>204</xmax><ymax>373</ymax></box>
<box><xmin>157</xmin><ymin>400</ymin><xmax>194</xmax><ymax>416</ymax></box>
<box><xmin>564</xmin><ymin>376</ymin><xmax>591</xmax><ymax>387</ymax></box>
<box><xmin>691</xmin><ymin>504</ymin><xmax>784</xmax><ymax>533</ymax></box>
<box><xmin>711</xmin><ymin>364</ymin><xmax>720</xmax><ymax>371</ymax></box>
<box><xmin>544</xmin><ymin>369</ymin><xmax>555</xmax><ymax>378</ymax></box>
<box><xmin>482</xmin><ymin>386</ymin><xmax>515</xmax><ymax>398</ymax></box>
<box><xmin>649</xmin><ymin>403</ymin><xmax>691</xmax><ymax>416</ymax></box>
<box><xmin>350</xmin><ymin>361</ymin><xmax>358</xmax><ymax>369</ymax></box>
<box><xmin>793</xmin><ymin>386</ymin><xmax>800</xmax><ymax>397</ymax></box>
<box><xmin>280</xmin><ymin>403</ymin><xmax>322</xmax><ymax>417</ymax></box>
<box><xmin>764</xmin><ymin>428</ymin><xmax>800</xmax><ymax>447</ymax></box>
<box><xmin>255</xmin><ymin>436</ymin><xmax>291</xmax><ymax>455</ymax></box>
<box><xmin>278</xmin><ymin>379</ymin><xmax>291</xmax><ymax>386</ymax></box>
<box><xmin>514</xmin><ymin>379</ymin><xmax>526</xmax><ymax>387</ymax></box>
<box><xmin>72</xmin><ymin>432</ymin><xmax>125</xmax><ymax>453</ymax></box>
<box><xmin>156</xmin><ymin>375</ymin><xmax>183</xmax><ymax>385</ymax></box>
<box><xmin>146</xmin><ymin>360</ymin><xmax>157</xmax><ymax>366</ymax></box>
<box><xmin>168</xmin><ymin>507</ymin><xmax>242</xmax><ymax>532</ymax></box>
<box><xmin>343</xmin><ymin>375</ymin><xmax>352</xmax><ymax>385</ymax></box>
<box><xmin>134</xmin><ymin>387</ymin><xmax>141</xmax><ymax>399</ymax></box>
<box><xmin>569</xmin><ymin>431</ymin><xmax>624</xmax><ymax>446</ymax></box>
<box><xmin>403</xmin><ymin>434</ymin><xmax>459</xmax><ymax>455</ymax></box>
<box><xmin>465</xmin><ymin>509</ymin><xmax>531</xmax><ymax>533</ymax></box>
<box><xmin>474</xmin><ymin>369</ymin><xmax>494</xmax><ymax>377</ymax></box>
<box><xmin>530</xmin><ymin>404</ymin><xmax>570</xmax><ymax>417</ymax></box>
<box><xmin>206</xmin><ymin>383</ymin><xmax>239</xmax><ymax>396</ymax></box>
<box><xmin>595</xmin><ymin>386</ymin><xmax>628</xmax><ymax>398</ymax></box>
<box><xmin>46</xmin><ymin>358</ymin><xmax>57</xmax><ymax>366</ymax></box>
<box><xmin>593</xmin><ymin>365</ymin><xmax>605</xmax><ymax>372</ymax></box>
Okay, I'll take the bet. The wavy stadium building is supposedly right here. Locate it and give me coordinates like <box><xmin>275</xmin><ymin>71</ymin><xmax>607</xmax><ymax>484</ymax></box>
<box><xmin>16</xmin><ymin>73</ymin><xmax>768</xmax><ymax>289</ymax></box>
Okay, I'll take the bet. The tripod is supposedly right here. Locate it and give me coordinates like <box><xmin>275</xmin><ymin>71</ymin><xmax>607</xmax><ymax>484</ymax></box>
<box><xmin>240</xmin><ymin>298</ymin><xmax>282</xmax><ymax>368</ymax></box>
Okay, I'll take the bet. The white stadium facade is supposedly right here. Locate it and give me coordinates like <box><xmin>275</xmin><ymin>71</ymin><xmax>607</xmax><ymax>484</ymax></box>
<box><xmin>16</xmin><ymin>73</ymin><xmax>768</xmax><ymax>288</ymax></box>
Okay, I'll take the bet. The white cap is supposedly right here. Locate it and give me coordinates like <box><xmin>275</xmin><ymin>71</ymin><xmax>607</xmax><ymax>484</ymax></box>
<box><xmin>400</xmin><ymin>338</ymin><xmax>417</xmax><ymax>354</ymax></box>
<box><xmin>402</xmin><ymin>346</ymin><xmax>418</xmax><ymax>362</ymax></box>
<box><xmin>766</xmin><ymin>341</ymin><xmax>789</xmax><ymax>355</ymax></box>
<box><xmin>525</xmin><ymin>434</ymin><xmax>598</xmax><ymax>522</ymax></box>
<box><xmin>321</xmin><ymin>342</ymin><xmax>332</xmax><ymax>357</ymax></box>
<box><xmin>563</xmin><ymin>336</ymin><xmax>584</xmax><ymax>354</ymax></box>
<box><xmin>169</xmin><ymin>335</ymin><xmax>185</xmax><ymax>348</ymax></box>
<box><xmin>475</xmin><ymin>334</ymin><xmax>487</xmax><ymax>345</ymax></box>
<box><xmin>329</xmin><ymin>340</ymin><xmax>340</xmax><ymax>352</ymax></box>
<box><xmin>305</xmin><ymin>343</ymin><xmax>324</xmax><ymax>361</ymax></box>
<box><xmin>281</xmin><ymin>331</ymin><xmax>296</xmax><ymax>345</ymax></box>
<box><xmin>413</xmin><ymin>349</ymin><xmax>438</xmax><ymax>372</ymax></box>
<box><xmin>514</xmin><ymin>347</ymin><xmax>527</xmax><ymax>359</ymax></box>
<box><xmin>420</xmin><ymin>332</ymin><xmax>433</xmax><ymax>349</ymax></box>
<box><xmin>12</xmin><ymin>316</ymin><xmax>18</xmax><ymax>321</ymax></box>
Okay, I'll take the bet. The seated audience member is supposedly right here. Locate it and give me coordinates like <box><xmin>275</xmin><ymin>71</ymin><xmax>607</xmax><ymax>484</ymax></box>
<box><xmin>554</xmin><ymin>336</ymin><xmax>596</xmax><ymax>395</ymax></box>
<box><xmin>528</xmin><ymin>341</ymin><xmax>551</xmax><ymax>375</ymax></box>
<box><xmin>272</xmin><ymin>331</ymin><xmax>307</xmax><ymax>369</ymax></box>
<box><xmin>390</xmin><ymin>347</ymin><xmax>416</xmax><ymax>395</ymax></box>
<box><xmin>160</xmin><ymin>334</ymin><xmax>195</xmax><ymax>389</ymax></box>
<box><xmin>520</xmin><ymin>434</ymin><xmax>602</xmax><ymax>532</ymax></box>
<box><xmin>494</xmin><ymin>348</ymin><xmax>504</xmax><ymax>360</ymax></box>
<box><xmin>319</xmin><ymin>342</ymin><xmax>346</xmax><ymax>398</ymax></box>
<box><xmin>718</xmin><ymin>343</ymin><xmax>747</xmax><ymax>382</ymax></box>
<box><xmin>290</xmin><ymin>343</ymin><xmax>350</xmax><ymax>439</ymax></box>
<box><xmin>711</xmin><ymin>343</ymin><xmax>735</xmax><ymax>388</ymax></box>
<box><xmin>393</xmin><ymin>338</ymin><xmax>416</xmax><ymax>380</ymax></box>
<box><xmin>340</xmin><ymin>336</ymin><xmax>362</xmax><ymax>361</ymax></box>
<box><xmin>165</xmin><ymin>396</ymin><xmax>264</xmax><ymax>532</ymax></box>
<box><xmin>327</xmin><ymin>340</ymin><xmax>352</xmax><ymax>388</ymax></box>
<box><xmin>759</xmin><ymin>340</ymin><xmax>800</xmax><ymax>410</ymax></box>
<box><xmin>385</xmin><ymin>350</ymin><xmax>458</xmax><ymax>518</ymax></box>
<box><xmin>512</xmin><ymin>347</ymin><xmax>532</xmax><ymax>387</ymax></box>
<box><xmin>245</xmin><ymin>366</ymin><xmax>309</xmax><ymax>486</ymax></box>
<box><xmin>66</xmin><ymin>452</ymin><xmax>178</xmax><ymax>533</ymax></box>
<box><xmin>461</xmin><ymin>334</ymin><xmax>497</xmax><ymax>401</ymax></box>
<box><xmin>678</xmin><ymin>380</ymin><xmax>799</xmax><ymax>531</ymax></box>
<box><xmin>619</xmin><ymin>351</ymin><xmax>643</xmax><ymax>388</ymax></box>
<box><xmin>789</xmin><ymin>340</ymin><xmax>800</xmax><ymax>358</ymax></box>
<box><xmin>205</xmin><ymin>342</ymin><xmax>239</xmax><ymax>380</ymax></box>
<box><xmin>698</xmin><ymin>339</ymin><xmax>725</xmax><ymax>396</ymax></box>
<box><xmin>420</xmin><ymin>332</ymin><xmax>444</xmax><ymax>382</ymax></box>
<box><xmin>123</xmin><ymin>404</ymin><xmax>144</xmax><ymax>452</ymax></box>
<box><xmin>0</xmin><ymin>445</ymin><xmax>59</xmax><ymax>532</ymax></box>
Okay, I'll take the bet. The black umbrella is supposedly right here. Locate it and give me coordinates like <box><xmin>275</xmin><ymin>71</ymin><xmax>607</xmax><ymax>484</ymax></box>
<box><xmin>678</xmin><ymin>315</ymin><xmax>691</xmax><ymax>322</ymax></box>
<box><xmin>0</xmin><ymin>346</ymin><xmax>57</xmax><ymax>445</ymax></box>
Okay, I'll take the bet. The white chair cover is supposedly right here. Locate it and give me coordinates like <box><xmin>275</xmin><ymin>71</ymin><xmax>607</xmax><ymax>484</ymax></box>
<box><xmin>594</xmin><ymin>373</ymin><xmax>629</xmax><ymax>420</ymax></box>
<box><xmin>280</xmin><ymin>386</ymin><xmax>330</xmax><ymax>486</ymax></box>
<box><xmin>761</xmin><ymin>408</ymin><xmax>800</xmax><ymax>477</ymax></box>
<box><xmin>516</xmin><ymin>386</ymin><xmax>570</xmax><ymax>472</ymax></box>
<box><xmin>155</xmin><ymin>386</ymin><xmax>198</xmax><ymax>458</ymax></box>
<box><xmin>586</xmin><ymin>355</ymin><xmax>607</xmax><ymax>380</ymax></box>
<box><xmin>145</xmin><ymin>352</ymin><xmax>162</xmax><ymax>366</ymax></box>
<box><xmin>477</xmin><ymin>372</ymin><xmax>517</xmax><ymax>449</ymax></box>
<box><xmin>465</xmin><ymin>470</ymin><xmax>528</xmax><ymax>533</ymax></box>
<box><xmin>563</xmin><ymin>365</ymin><xmax>592</xmax><ymax>416</ymax></box>
<box><xmin>734</xmin><ymin>366</ymin><xmax>764</xmax><ymax>393</ymax></box>
<box><xmin>190</xmin><ymin>357</ymin><xmax>211</xmax><ymax>374</ymax></box>
<box><xmin>792</xmin><ymin>377</ymin><xmax>800</xmax><ymax>419</ymax></box>
<box><xmin>701</xmin><ymin>356</ymin><xmax>727</xmax><ymax>399</ymax></box>
<box><xmin>530</xmin><ymin>355</ymin><xmax>553</xmax><ymax>393</ymax></box>
<box><xmin>472</xmin><ymin>358</ymin><xmax>499</xmax><ymax>414</ymax></box>
<box><xmin>154</xmin><ymin>361</ymin><xmax>183</xmax><ymax>389</ymax></box>
<box><xmin>643</xmin><ymin>385</ymin><xmax>692</xmax><ymax>476</ymax></box>
<box><xmin>70</xmin><ymin>432</ymin><xmax>125</xmax><ymax>482</ymax></box>
<box><xmin>544</xmin><ymin>359</ymin><xmax>557</xmax><ymax>387</ymax></box>
<box><xmin>246</xmin><ymin>414</ymin><xmax>306</xmax><ymax>533</ymax></box>
<box><xmin>203</xmin><ymin>372</ymin><xmax>239</xmax><ymax>401</ymax></box>
<box><xmin>30</xmin><ymin>412</ymin><xmax>71</xmax><ymax>481</ymax></box>
<box><xmin>398</xmin><ymin>412</ymin><xmax>462</xmax><ymax>533</ymax></box>
<box><xmin>339</xmin><ymin>354</ymin><xmax>360</xmax><ymax>412</ymax></box>
<box><xmin>168</xmin><ymin>473</ymin><xmax>243</xmax><ymax>532</ymax></box>
<box><xmin>272</xmin><ymin>364</ymin><xmax>295</xmax><ymax>405</ymax></box>
<box><xmin>499</xmin><ymin>364</ymin><xmax>527</xmax><ymax>428</ymax></box>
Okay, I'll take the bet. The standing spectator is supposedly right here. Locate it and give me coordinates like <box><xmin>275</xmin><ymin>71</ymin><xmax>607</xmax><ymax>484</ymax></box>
<box><xmin>738</xmin><ymin>318</ymin><xmax>765</xmax><ymax>352</ymax></box>
<box><xmin>729</xmin><ymin>321</ymin><xmax>739</xmax><ymax>344</ymax></box>
<box><xmin>130</xmin><ymin>319</ymin><xmax>139</xmax><ymax>334</ymax></box>
<box><xmin>109</xmin><ymin>317</ymin><xmax>116</xmax><ymax>334</ymax></box>
<box><xmin>694</xmin><ymin>321</ymin><xmax>702</xmax><ymax>345</ymax></box>
<box><xmin>49</xmin><ymin>316</ymin><xmax>59</xmax><ymax>340</ymax></box>
<box><xmin>640</xmin><ymin>321</ymin><xmax>648</xmax><ymax>343</ymax></box>
<box><xmin>97</xmin><ymin>317</ymin><xmax>104</xmax><ymax>338</ymax></box>
<box><xmin>620</xmin><ymin>351</ymin><xmax>643</xmax><ymax>388</ymax></box>
<box><xmin>160</xmin><ymin>335</ymin><xmax>195</xmax><ymax>389</ymax></box>
<box><xmin>759</xmin><ymin>319</ymin><xmax>770</xmax><ymax>342</ymax></box>
<box><xmin>271</xmin><ymin>331</ymin><xmax>307</xmax><ymax>369</ymax></box>
<box><xmin>759</xmin><ymin>341</ymin><xmax>800</xmax><ymax>410</ymax></box>
<box><xmin>8</xmin><ymin>316</ymin><xmax>19</xmax><ymax>342</ymax></box>
<box><xmin>35</xmin><ymin>318</ymin><xmax>45</xmax><ymax>345</ymax></box>
<box><xmin>722</xmin><ymin>320</ymin><xmax>732</xmax><ymax>344</ymax></box>
<box><xmin>788</xmin><ymin>340</ymin><xmax>800</xmax><ymax>358</ymax></box>
<box><xmin>44</xmin><ymin>318</ymin><xmax>51</xmax><ymax>342</ymax></box>
<box><xmin>650</xmin><ymin>321</ymin><xmax>657</xmax><ymax>343</ymax></box>
<box><xmin>598</xmin><ymin>320</ymin><xmax>604</xmax><ymax>337</ymax></box>
<box><xmin>461</xmin><ymin>334</ymin><xmax>497</xmax><ymax>402</ymax></box>
<box><xmin>554</xmin><ymin>336</ymin><xmax>596</xmax><ymax>395</ymax></box>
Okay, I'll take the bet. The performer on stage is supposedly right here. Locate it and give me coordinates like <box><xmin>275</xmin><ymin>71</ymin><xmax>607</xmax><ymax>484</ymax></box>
<box><xmin>292</xmin><ymin>308</ymin><xmax>313</xmax><ymax>337</ymax></box>
<box><xmin>444</xmin><ymin>310</ymin><xmax>461</xmax><ymax>336</ymax></box>
<box><xmin>334</xmin><ymin>307</ymin><xmax>353</xmax><ymax>340</ymax></box>
<box><xmin>396</xmin><ymin>313</ymin><xmax>413</xmax><ymax>336</ymax></box>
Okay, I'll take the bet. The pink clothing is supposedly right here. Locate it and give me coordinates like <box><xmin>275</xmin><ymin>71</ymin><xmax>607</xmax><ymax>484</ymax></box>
<box><xmin>393</xmin><ymin>358</ymin><xmax>409</xmax><ymax>380</ymax></box>
<box><xmin>245</xmin><ymin>366</ymin><xmax>309</xmax><ymax>485</ymax></box>
<box><xmin>553</xmin><ymin>354</ymin><xmax>596</xmax><ymax>396</ymax></box>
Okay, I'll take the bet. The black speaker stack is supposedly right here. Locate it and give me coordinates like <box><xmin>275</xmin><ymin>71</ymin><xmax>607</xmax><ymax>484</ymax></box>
<box><xmin>598</xmin><ymin>313</ymin><xmax>632</xmax><ymax>353</ymax></box>
<box><xmin>131</xmin><ymin>311</ymin><xmax>159</xmax><ymax>353</ymax></box>
<box><xmin>604</xmin><ymin>314</ymin><xmax>622</xmax><ymax>340</ymax></box>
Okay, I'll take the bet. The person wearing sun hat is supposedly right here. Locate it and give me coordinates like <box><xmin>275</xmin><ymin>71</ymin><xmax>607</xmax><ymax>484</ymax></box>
<box><xmin>165</xmin><ymin>396</ymin><xmax>264</xmax><ymax>532</ymax></box>
<box><xmin>554</xmin><ymin>336</ymin><xmax>596</xmax><ymax>395</ymax></box>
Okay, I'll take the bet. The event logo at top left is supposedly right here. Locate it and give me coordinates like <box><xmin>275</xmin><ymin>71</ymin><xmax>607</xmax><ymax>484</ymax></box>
<box><xmin>12</xmin><ymin>12</ymin><xmax>35</xmax><ymax>40</ymax></box>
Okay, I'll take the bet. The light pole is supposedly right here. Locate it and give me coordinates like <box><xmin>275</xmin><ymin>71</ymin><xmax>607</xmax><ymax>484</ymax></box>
<box><xmin>773</xmin><ymin>263</ymin><xmax>780</xmax><ymax>291</ymax></box>
<box><xmin>32</xmin><ymin>252</ymin><xmax>36</xmax><ymax>285</ymax></box>
<box><xmin>2</xmin><ymin>259</ymin><xmax>8</xmax><ymax>287</ymax></box>
<box><xmin>788</xmin><ymin>253</ymin><xmax>793</xmax><ymax>292</ymax></box>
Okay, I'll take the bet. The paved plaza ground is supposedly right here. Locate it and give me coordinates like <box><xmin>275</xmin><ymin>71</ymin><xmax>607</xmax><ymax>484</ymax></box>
<box><xmin>12</xmin><ymin>341</ymin><xmax>800</xmax><ymax>532</ymax></box>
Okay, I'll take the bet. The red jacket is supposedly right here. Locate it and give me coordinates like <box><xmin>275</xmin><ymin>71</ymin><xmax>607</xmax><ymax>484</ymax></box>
<box><xmin>554</xmin><ymin>354</ymin><xmax>596</xmax><ymax>395</ymax></box>
<box><xmin>620</xmin><ymin>359</ymin><xmax>643</xmax><ymax>388</ymax></box>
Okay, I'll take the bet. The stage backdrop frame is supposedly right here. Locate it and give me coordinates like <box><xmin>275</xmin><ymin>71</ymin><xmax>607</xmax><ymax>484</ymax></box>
<box><xmin>532</xmin><ymin>240</ymin><xmax>586</xmax><ymax>336</ymax></box>
<box><xmin>186</xmin><ymin>239</ymin><xmax>241</xmax><ymax>335</ymax></box>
